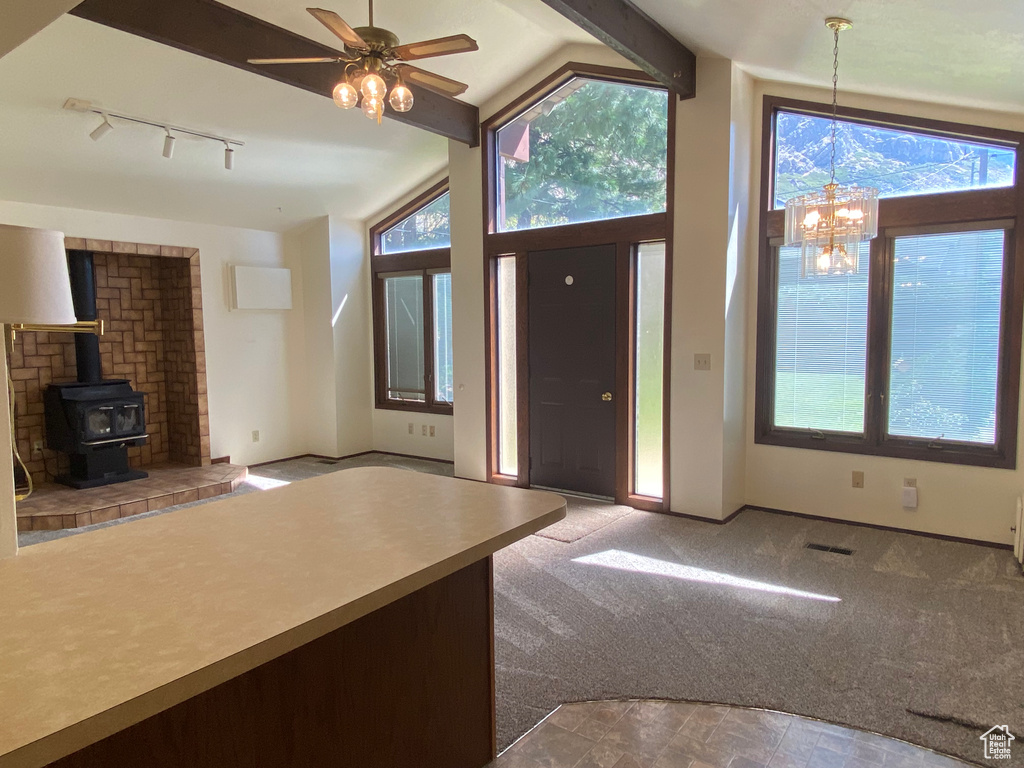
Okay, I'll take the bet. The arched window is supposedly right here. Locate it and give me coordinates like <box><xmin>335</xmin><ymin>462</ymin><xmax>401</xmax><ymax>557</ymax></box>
<box><xmin>370</xmin><ymin>181</ymin><xmax>453</xmax><ymax>414</ymax></box>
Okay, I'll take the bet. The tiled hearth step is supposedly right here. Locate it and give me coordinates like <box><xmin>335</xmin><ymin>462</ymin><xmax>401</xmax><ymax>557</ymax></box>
<box><xmin>15</xmin><ymin>464</ymin><xmax>247</xmax><ymax>531</ymax></box>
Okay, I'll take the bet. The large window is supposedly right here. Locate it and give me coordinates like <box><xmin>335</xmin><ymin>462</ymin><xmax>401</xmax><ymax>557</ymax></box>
<box><xmin>495</xmin><ymin>76</ymin><xmax>668</xmax><ymax>232</ymax></box>
<box><xmin>371</xmin><ymin>182</ymin><xmax>453</xmax><ymax>413</ymax></box>
<box><xmin>756</xmin><ymin>98</ymin><xmax>1023</xmax><ymax>468</ymax></box>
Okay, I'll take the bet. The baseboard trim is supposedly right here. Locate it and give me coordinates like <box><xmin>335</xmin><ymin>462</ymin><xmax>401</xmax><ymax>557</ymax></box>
<box><xmin>249</xmin><ymin>451</ymin><xmax>374</xmax><ymax>468</ymax></box>
<box><xmin>741</xmin><ymin>504</ymin><xmax>1013</xmax><ymax>551</ymax></box>
<box><xmin>211</xmin><ymin>456</ymin><xmax>231</xmax><ymax>465</ymax></box>
<box><xmin>249</xmin><ymin>450</ymin><xmax>455</xmax><ymax>469</ymax></box>
<box><xmin>371</xmin><ymin>450</ymin><xmax>455</xmax><ymax>466</ymax></box>
<box><xmin>657</xmin><ymin>506</ymin><xmax>744</xmax><ymax>525</ymax></box>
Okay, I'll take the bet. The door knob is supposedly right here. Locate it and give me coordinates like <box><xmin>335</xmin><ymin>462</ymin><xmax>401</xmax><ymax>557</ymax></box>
<box><xmin>601</xmin><ymin>392</ymin><xmax>613</xmax><ymax>401</ymax></box>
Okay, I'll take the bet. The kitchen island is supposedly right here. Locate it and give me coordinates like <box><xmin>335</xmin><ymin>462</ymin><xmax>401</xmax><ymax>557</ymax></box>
<box><xmin>0</xmin><ymin>467</ymin><xmax>565</xmax><ymax>768</ymax></box>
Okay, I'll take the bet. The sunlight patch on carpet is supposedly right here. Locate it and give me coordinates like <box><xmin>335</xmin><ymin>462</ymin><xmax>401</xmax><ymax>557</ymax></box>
<box><xmin>245</xmin><ymin>474</ymin><xmax>291</xmax><ymax>490</ymax></box>
<box><xmin>573</xmin><ymin>549</ymin><xmax>842</xmax><ymax>602</ymax></box>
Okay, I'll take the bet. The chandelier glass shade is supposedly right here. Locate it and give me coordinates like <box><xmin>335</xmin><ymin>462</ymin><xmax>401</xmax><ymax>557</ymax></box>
<box><xmin>783</xmin><ymin>18</ymin><xmax>879</xmax><ymax>277</ymax></box>
<box><xmin>785</xmin><ymin>182</ymin><xmax>878</xmax><ymax>276</ymax></box>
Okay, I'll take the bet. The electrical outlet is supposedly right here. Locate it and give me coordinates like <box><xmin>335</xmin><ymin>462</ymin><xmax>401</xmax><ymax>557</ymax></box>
<box><xmin>694</xmin><ymin>353</ymin><xmax>712</xmax><ymax>371</ymax></box>
<box><xmin>421</xmin><ymin>424</ymin><xmax>427</xmax><ymax>436</ymax></box>
<box><xmin>904</xmin><ymin>477</ymin><xmax>917</xmax><ymax>488</ymax></box>
<box><xmin>852</xmin><ymin>470</ymin><xmax>864</xmax><ymax>488</ymax></box>
<box><xmin>33</xmin><ymin>440</ymin><xmax>43</xmax><ymax>453</ymax></box>
<box><xmin>251</xmin><ymin>430</ymin><xmax>260</xmax><ymax>443</ymax></box>
<box><xmin>408</xmin><ymin>422</ymin><xmax>414</xmax><ymax>434</ymax></box>
<box><xmin>429</xmin><ymin>425</ymin><xmax>435</xmax><ymax>437</ymax></box>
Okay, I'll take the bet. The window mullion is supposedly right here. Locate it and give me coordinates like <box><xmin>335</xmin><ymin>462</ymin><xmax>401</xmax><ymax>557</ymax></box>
<box><xmin>865</xmin><ymin>234</ymin><xmax>892</xmax><ymax>446</ymax></box>
<box><xmin>422</xmin><ymin>269</ymin><xmax>435</xmax><ymax>409</ymax></box>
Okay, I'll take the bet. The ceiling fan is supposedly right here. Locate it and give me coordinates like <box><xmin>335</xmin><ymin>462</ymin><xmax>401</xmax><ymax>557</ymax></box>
<box><xmin>248</xmin><ymin>2</ymin><xmax>478</xmax><ymax>124</ymax></box>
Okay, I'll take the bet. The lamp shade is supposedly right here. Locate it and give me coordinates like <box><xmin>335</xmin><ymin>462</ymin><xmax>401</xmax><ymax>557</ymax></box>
<box><xmin>0</xmin><ymin>224</ymin><xmax>76</xmax><ymax>324</ymax></box>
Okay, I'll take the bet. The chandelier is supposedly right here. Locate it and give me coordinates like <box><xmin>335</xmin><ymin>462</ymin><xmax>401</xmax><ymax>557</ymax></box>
<box><xmin>784</xmin><ymin>18</ymin><xmax>879</xmax><ymax>277</ymax></box>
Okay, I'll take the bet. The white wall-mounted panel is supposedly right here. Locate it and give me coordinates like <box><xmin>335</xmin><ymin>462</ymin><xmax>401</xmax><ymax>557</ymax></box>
<box><xmin>232</xmin><ymin>265</ymin><xmax>293</xmax><ymax>310</ymax></box>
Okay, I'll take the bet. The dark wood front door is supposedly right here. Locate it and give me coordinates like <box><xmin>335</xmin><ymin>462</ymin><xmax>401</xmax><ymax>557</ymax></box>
<box><xmin>528</xmin><ymin>245</ymin><xmax>617</xmax><ymax>497</ymax></box>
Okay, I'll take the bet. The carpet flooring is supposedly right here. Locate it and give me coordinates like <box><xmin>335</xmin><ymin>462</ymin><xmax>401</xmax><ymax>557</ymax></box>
<box><xmin>533</xmin><ymin>496</ymin><xmax>634</xmax><ymax>543</ymax></box>
<box><xmin>494</xmin><ymin>506</ymin><xmax>1024</xmax><ymax>766</ymax></box>
<box><xmin>20</xmin><ymin>455</ymin><xmax>1024</xmax><ymax>766</ymax></box>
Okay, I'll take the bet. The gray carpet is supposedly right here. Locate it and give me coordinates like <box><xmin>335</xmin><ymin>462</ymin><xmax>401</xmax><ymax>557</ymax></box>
<box><xmin>533</xmin><ymin>496</ymin><xmax>634</xmax><ymax>543</ymax></box>
<box><xmin>21</xmin><ymin>456</ymin><xmax>1024</xmax><ymax>766</ymax></box>
<box><xmin>494</xmin><ymin>507</ymin><xmax>1024</xmax><ymax>766</ymax></box>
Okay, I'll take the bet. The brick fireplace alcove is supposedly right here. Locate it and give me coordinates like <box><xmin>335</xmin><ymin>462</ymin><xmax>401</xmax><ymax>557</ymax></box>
<box><xmin>11</xmin><ymin>237</ymin><xmax>212</xmax><ymax>489</ymax></box>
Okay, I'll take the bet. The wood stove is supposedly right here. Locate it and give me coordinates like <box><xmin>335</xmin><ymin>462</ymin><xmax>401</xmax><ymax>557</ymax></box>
<box><xmin>43</xmin><ymin>250</ymin><xmax>148</xmax><ymax>489</ymax></box>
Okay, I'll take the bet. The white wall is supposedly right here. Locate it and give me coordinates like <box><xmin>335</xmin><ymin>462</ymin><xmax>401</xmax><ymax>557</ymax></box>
<box><xmin>668</xmin><ymin>58</ymin><xmax>755</xmax><ymax>520</ymax></box>
<box><xmin>0</xmin><ymin>199</ymin><xmax>311</xmax><ymax>466</ymax></box>
<box><xmin>372</xmin><ymin>410</ymin><xmax>455</xmax><ymax>461</ymax></box>
<box><xmin>744</xmin><ymin>81</ymin><xmax>1024</xmax><ymax>544</ymax></box>
<box><xmin>290</xmin><ymin>217</ymin><xmax>338</xmax><ymax>457</ymax></box>
<box><xmin>448</xmin><ymin>135</ymin><xmax>487</xmax><ymax>479</ymax></box>
<box><xmin>327</xmin><ymin>216</ymin><xmax>374</xmax><ymax>457</ymax></box>
<box><xmin>0</xmin><ymin>341</ymin><xmax>16</xmax><ymax>557</ymax></box>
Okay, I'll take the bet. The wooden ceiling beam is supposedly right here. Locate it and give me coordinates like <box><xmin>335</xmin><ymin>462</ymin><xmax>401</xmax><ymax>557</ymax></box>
<box><xmin>69</xmin><ymin>0</ymin><xmax>479</xmax><ymax>146</ymax></box>
<box><xmin>535</xmin><ymin>0</ymin><xmax>696</xmax><ymax>99</ymax></box>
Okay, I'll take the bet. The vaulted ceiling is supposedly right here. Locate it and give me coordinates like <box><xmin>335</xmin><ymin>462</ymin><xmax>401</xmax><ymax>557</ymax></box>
<box><xmin>0</xmin><ymin>0</ymin><xmax>1021</xmax><ymax>232</ymax></box>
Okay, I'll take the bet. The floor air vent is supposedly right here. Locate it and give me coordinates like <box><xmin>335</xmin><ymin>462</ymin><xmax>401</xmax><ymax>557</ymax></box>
<box><xmin>805</xmin><ymin>543</ymin><xmax>854</xmax><ymax>556</ymax></box>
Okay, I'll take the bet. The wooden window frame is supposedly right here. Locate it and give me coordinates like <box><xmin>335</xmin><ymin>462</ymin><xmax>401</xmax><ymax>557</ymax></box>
<box><xmin>370</xmin><ymin>179</ymin><xmax>453</xmax><ymax>415</ymax></box>
<box><xmin>481</xmin><ymin>63</ymin><xmax>675</xmax><ymax>511</ymax></box>
<box><xmin>755</xmin><ymin>95</ymin><xmax>1024</xmax><ymax>468</ymax></box>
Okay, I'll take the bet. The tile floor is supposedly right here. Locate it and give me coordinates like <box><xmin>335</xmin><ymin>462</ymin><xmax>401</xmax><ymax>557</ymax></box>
<box><xmin>15</xmin><ymin>463</ymin><xmax>247</xmax><ymax>531</ymax></box>
<box><xmin>489</xmin><ymin>701</ymin><xmax>969</xmax><ymax>768</ymax></box>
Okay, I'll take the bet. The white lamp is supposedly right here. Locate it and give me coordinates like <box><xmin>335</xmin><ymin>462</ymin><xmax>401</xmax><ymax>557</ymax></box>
<box><xmin>0</xmin><ymin>224</ymin><xmax>76</xmax><ymax>510</ymax></box>
<box><xmin>0</xmin><ymin>225</ymin><xmax>76</xmax><ymax>324</ymax></box>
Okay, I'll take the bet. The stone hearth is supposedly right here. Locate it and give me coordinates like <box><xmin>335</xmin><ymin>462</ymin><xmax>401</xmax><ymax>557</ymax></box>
<box><xmin>16</xmin><ymin>464</ymin><xmax>247</xmax><ymax>531</ymax></box>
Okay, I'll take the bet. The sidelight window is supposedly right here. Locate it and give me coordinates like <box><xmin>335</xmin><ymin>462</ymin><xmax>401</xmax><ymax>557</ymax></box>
<box><xmin>371</xmin><ymin>182</ymin><xmax>453</xmax><ymax>414</ymax></box>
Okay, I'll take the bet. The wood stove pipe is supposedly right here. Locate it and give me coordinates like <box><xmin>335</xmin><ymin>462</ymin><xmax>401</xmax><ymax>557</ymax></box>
<box><xmin>66</xmin><ymin>250</ymin><xmax>102</xmax><ymax>384</ymax></box>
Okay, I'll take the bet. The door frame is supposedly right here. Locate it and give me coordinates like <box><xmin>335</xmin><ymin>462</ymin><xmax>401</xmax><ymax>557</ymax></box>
<box><xmin>480</xmin><ymin>63</ymin><xmax>676</xmax><ymax>511</ymax></box>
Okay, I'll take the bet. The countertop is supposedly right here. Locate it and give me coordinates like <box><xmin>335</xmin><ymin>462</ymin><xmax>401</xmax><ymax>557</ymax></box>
<box><xmin>0</xmin><ymin>467</ymin><xmax>565</xmax><ymax>768</ymax></box>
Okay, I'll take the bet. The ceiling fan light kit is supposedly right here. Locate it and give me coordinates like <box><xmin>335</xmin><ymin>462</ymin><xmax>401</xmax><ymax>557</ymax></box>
<box><xmin>249</xmin><ymin>2</ymin><xmax>477</xmax><ymax>124</ymax></box>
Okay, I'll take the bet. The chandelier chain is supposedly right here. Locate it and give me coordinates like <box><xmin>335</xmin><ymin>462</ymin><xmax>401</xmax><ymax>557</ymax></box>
<box><xmin>830</xmin><ymin>24</ymin><xmax>840</xmax><ymax>186</ymax></box>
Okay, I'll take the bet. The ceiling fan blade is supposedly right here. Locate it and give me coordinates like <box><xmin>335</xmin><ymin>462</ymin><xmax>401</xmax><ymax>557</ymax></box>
<box><xmin>307</xmin><ymin>7</ymin><xmax>368</xmax><ymax>50</ymax></box>
<box><xmin>400</xmin><ymin>65</ymin><xmax>469</xmax><ymax>97</ymax></box>
<box><xmin>393</xmin><ymin>34</ymin><xmax>478</xmax><ymax>61</ymax></box>
<box><xmin>248</xmin><ymin>56</ymin><xmax>348</xmax><ymax>64</ymax></box>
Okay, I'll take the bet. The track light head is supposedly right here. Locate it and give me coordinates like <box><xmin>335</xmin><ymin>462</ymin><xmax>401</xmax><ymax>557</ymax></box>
<box><xmin>162</xmin><ymin>131</ymin><xmax>176</xmax><ymax>159</ymax></box>
<box><xmin>224</xmin><ymin>143</ymin><xmax>234</xmax><ymax>171</ymax></box>
<box><xmin>90</xmin><ymin>114</ymin><xmax>113</xmax><ymax>141</ymax></box>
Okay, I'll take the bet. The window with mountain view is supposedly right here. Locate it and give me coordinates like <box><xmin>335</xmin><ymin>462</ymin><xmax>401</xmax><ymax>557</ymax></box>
<box><xmin>756</xmin><ymin>97</ymin><xmax>1024</xmax><ymax>468</ymax></box>
<box><xmin>773</xmin><ymin>110</ymin><xmax>1016</xmax><ymax>209</ymax></box>
<box><xmin>495</xmin><ymin>77</ymin><xmax>668</xmax><ymax>232</ymax></box>
<box><xmin>371</xmin><ymin>183</ymin><xmax>453</xmax><ymax>413</ymax></box>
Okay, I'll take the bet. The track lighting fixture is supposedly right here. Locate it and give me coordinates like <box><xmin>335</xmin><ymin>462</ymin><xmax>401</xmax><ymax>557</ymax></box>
<box><xmin>162</xmin><ymin>130</ymin><xmax>176</xmax><ymax>159</ymax></box>
<box><xmin>89</xmin><ymin>114</ymin><xmax>113</xmax><ymax>141</ymax></box>
<box><xmin>64</xmin><ymin>98</ymin><xmax>244</xmax><ymax>168</ymax></box>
